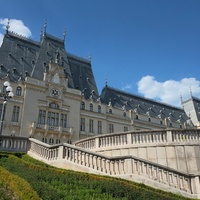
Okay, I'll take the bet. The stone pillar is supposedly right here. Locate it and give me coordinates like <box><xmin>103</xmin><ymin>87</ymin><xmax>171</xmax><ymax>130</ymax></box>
<box><xmin>102</xmin><ymin>159</ymin><xmax>106</xmax><ymax>173</ymax></box>
<box><xmin>125</xmin><ymin>158</ymin><xmax>132</xmax><ymax>174</ymax></box>
<box><xmin>58</xmin><ymin>145</ymin><xmax>64</xmax><ymax>160</ymax></box>
<box><xmin>95</xmin><ymin>137</ymin><xmax>99</xmax><ymax>149</ymax></box>
<box><xmin>191</xmin><ymin>176</ymin><xmax>200</xmax><ymax>197</ymax></box>
<box><xmin>127</xmin><ymin>133</ymin><xmax>132</xmax><ymax>145</ymax></box>
<box><xmin>166</xmin><ymin>130</ymin><xmax>172</xmax><ymax>142</ymax></box>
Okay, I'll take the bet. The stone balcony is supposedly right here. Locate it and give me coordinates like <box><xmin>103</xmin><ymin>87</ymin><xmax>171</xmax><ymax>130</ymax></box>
<box><xmin>30</xmin><ymin>122</ymin><xmax>73</xmax><ymax>136</ymax></box>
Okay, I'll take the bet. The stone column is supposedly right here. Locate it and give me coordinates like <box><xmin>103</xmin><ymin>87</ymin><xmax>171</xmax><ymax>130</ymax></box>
<box><xmin>166</xmin><ymin>130</ymin><xmax>172</xmax><ymax>142</ymax></box>
<box><xmin>58</xmin><ymin>145</ymin><xmax>64</xmax><ymax>160</ymax></box>
<box><xmin>125</xmin><ymin>158</ymin><xmax>132</xmax><ymax>174</ymax></box>
<box><xmin>127</xmin><ymin>133</ymin><xmax>132</xmax><ymax>145</ymax></box>
<box><xmin>191</xmin><ymin>176</ymin><xmax>200</xmax><ymax>197</ymax></box>
<box><xmin>95</xmin><ymin>137</ymin><xmax>99</xmax><ymax>149</ymax></box>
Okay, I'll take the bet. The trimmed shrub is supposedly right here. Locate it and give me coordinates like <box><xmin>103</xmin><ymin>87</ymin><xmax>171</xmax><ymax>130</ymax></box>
<box><xmin>0</xmin><ymin>153</ymin><xmax>195</xmax><ymax>200</ymax></box>
<box><xmin>0</xmin><ymin>165</ymin><xmax>41</xmax><ymax>200</ymax></box>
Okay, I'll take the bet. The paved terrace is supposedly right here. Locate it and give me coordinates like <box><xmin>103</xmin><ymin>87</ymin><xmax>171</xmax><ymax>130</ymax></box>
<box><xmin>1</xmin><ymin>129</ymin><xmax>200</xmax><ymax>199</ymax></box>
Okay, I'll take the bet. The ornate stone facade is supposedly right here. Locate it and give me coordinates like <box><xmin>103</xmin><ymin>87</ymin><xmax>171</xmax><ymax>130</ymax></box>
<box><xmin>0</xmin><ymin>28</ymin><xmax>196</xmax><ymax>144</ymax></box>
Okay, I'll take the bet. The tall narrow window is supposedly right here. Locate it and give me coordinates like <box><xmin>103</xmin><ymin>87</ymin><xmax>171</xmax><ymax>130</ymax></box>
<box><xmin>148</xmin><ymin>117</ymin><xmax>151</xmax><ymax>122</ymax></box>
<box><xmin>124</xmin><ymin>126</ymin><xmax>128</xmax><ymax>132</ymax></box>
<box><xmin>16</xmin><ymin>86</ymin><xmax>22</xmax><ymax>96</ymax></box>
<box><xmin>12</xmin><ymin>106</ymin><xmax>20</xmax><ymax>122</ymax></box>
<box><xmin>80</xmin><ymin>118</ymin><xmax>85</xmax><ymax>131</ymax></box>
<box><xmin>42</xmin><ymin>138</ymin><xmax>47</xmax><ymax>143</ymax></box>
<box><xmin>89</xmin><ymin>119</ymin><xmax>94</xmax><ymax>132</ymax></box>
<box><xmin>47</xmin><ymin>111</ymin><xmax>59</xmax><ymax>127</ymax></box>
<box><xmin>81</xmin><ymin>102</ymin><xmax>85</xmax><ymax>110</ymax></box>
<box><xmin>60</xmin><ymin>114</ymin><xmax>67</xmax><ymax>128</ymax></box>
<box><xmin>90</xmin><ymin>103</ymin><xmax>93</xmax><ymax>112</ymax></box>
<box><xmin>98</xmin><ymin>105</ymin><xmax>101</xmax><ymax>113</ymax></box>
<box><xmin>49</xmin><ymin>138</ymin><xmax>54</xmax><ymax>144</ymax></box>
<box><xmin>98</xmin><ymin>121</ymin><xmax>102</xmax><ymax>134</ymax></box>
<box><xmin>109</xmin><ymin>124</ymin><xmax>114</xmax><ymax>133</ymax></box>
<box><xmin>38</xmin><ymin>110</ymin><xmax>46</xmax><ymax>124</ymax></box>
<box><xmin>109</xmin><ymin>109</ymin><xmax>112</xmax><ymax>114</ymax></box>
<box><xmin>56</xmin><ymin>139</ymin><xmax>60</xmax><ymax>144</ymax></box>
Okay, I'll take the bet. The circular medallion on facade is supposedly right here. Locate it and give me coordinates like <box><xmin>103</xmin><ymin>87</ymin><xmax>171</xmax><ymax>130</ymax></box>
<box><xmin>51</xmin><ymin>89</ymin><xmax>59</xmax><ymax>97</ymax></box>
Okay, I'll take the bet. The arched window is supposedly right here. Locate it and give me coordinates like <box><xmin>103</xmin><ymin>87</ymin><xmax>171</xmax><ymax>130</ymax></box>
<box><xmin>16</xmin><ymin>86</ymin><xmax>22</xmax><ymax>96</ymax></box>
<box><xmin>136</xmin><ymin>115</ymin><xmax>139</xmax><ymax>119</ymax></box>
<box><xmin>56</xmin><ymin>139</ymin><xmax>60</xmax><ymax>144</ymax></box>
<box><xmin>123</xmin><ymin>112</ymin><xmax>126</xmax><ymax>117</ymax></box>
<box><xmin>42</xmin><ymin>138</ymin><xmax>47</xmax><ymax>143</ymax></box>
<box><xmin>49</xmin><ymin>138</ymin><xmax>54</xmax><ymax>144</ymax></box>
<box><xmin>109</xmin><ymin>109</ymin><xmax>112</xmax><ymax>114</ymax></box>
<box><xmin>148</xmin><ymin>117</ymin><xmax>151</xmax><ymax>122</ymax></box>
<box><xmin>81</xmin><ymin>102</ymin><xmax>85</xmax><ymax>110</ymax></box>
<box><xmin>49</xmin><ymin>102</ymin><xmax>59</xmax><ymax>109</ymax></box>
<box><xmin>90</xmin><ymin>103</ymin><xmax>93</xmax><ymax>112</ymax></box>
<box><xmin>98</xmin><ymin>105</ymin><xmax>101</xmax><ymax>113</ymax></box>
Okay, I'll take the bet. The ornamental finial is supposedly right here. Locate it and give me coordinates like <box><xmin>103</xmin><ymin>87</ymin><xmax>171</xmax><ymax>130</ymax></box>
<box><xmin>44</xmin><ymin>19</ymin><xmax>47</xmax><ymax>35</ymax></box>
<box><xmin>63</xmin><ymin>28</ymin><xmax>66</xmax><ymax>41</ymax></box>
<box><xmin>6</xmin><ymin>18</ymin><xmax>10</xmax><ymax>33</ymax></box>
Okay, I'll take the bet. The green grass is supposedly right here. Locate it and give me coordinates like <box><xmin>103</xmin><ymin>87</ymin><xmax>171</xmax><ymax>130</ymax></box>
<box><xmin>0</xmin><ymin>152</ymin><xmax>196</xmax><ymax>200</ymax></box>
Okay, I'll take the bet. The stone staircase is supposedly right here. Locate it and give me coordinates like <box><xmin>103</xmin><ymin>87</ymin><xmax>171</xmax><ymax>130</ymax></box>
<box><xmin>1</xmin><ymin>129</ymin><xmax>200</xmax><ymax>198</ymax></box>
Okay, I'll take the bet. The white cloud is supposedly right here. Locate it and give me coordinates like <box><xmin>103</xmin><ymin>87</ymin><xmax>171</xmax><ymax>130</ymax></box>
<box><xmin>122</xmin><ymin>83</ymin><xmax>132</xmax><ymax>90</ymax></box>
<box><xmin>137</xmin><ymin>75</ymin><xmax>200</xmax><ymax>107</ymax></box>
<box><xmin>0</xmin><ymin>18</ymin><xmax>32</xmax><ymax>46</ymax></box>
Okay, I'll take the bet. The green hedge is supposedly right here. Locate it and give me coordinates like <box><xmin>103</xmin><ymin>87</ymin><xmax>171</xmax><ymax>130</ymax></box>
<box><xmin>0</xmin><ymin>165</ymin><xmax>41</xmax><ymax>200</ymax></box>
<box><xmin>0</xmin><ymin>153</ymin><xmax>195</xmax><ymax>200</ymax></box>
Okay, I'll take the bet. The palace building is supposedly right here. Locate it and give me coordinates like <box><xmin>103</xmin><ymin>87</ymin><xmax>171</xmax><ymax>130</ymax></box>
<box><xmin>0</xmin><ymin>24</ymin><xmax>198</xmax><ymax>144</ymax></box>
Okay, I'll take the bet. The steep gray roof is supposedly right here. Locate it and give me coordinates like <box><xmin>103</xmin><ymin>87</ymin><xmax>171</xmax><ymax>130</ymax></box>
<box><xmin>0</xmin><ymin>31</ymin><xmax>99</xmax><ymax>99</ymax></box>
<box><xmin>184</xmin><ymin>96</ymin><xmax>200</xmax><ymax>121</ymax></box>
<box><xmin>100</xmin><ymin>86</ymin><xmax>189</xmax><ymax>123</ymax></box>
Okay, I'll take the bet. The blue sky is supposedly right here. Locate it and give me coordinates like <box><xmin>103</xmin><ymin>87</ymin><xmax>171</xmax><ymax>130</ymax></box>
<box><xmin>1</xmin><ymin>0</ymin><xmax>200</xmax><ymax>107</ymax></box>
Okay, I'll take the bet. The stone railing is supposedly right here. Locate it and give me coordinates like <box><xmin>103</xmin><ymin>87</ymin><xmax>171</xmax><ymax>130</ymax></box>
<box><xmin>27</xmin><ymin>138</ymin><xmax>200</xmax><ymax>198</ymax></box>
<box><xmin>74</xmin><ymin>129</ymin><xmax>200</xmax><ymax>150</ymax></box>
<box><xmin>0</xmin><ymin>135</ymin><xmax>28</xmax><ymax>152</ymax></box>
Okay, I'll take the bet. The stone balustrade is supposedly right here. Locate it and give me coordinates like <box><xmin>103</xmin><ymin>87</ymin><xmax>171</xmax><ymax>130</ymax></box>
<box><xmin>75</xmin><ymin>129</ymin><xmax>200</xmax><ymax>149</ymax></box>
<box><xmin>0</xmin><ymin>135</ymin><xmax>28</xmax><ymax>152</ymax></box>
<box><xmin>27</xmin><ymin>138</ymin><xmax>200</xmax><ymax>198</ymax></box>
<box><xmin>29</xmin><ymin>139</ymin><xmax>59</xmax><ymax>160</ymax></box>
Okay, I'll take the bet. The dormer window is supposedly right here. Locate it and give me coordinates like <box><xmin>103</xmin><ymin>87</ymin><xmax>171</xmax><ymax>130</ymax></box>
<box><xmin>49</xmin><ymin>102</ymin><xmax>59</xmax><ymax>109</ymax></box>
<box><xmin>52</xmin><ymin>73</ymin><xmax>60</xmax><ymax>84</ymax></box>
<box><xmin>90</xmin><ymin>103</ymin><xmax>93</xmax><ymax>112</ymax></box>
<box><xmin>109</xmin><ymin>109</ymin><xmax>112</xmax><ymax>114</ymax></box>
<box><xmin>16</xmin><ymin>86</ymin><xmax>22</xmax><ymax>96</ymax></box>
<box><xmin>148</xmin><ymin>117</ymin><xmax>151</xmax><ymax>122</ymax></box>
<box><xmin>81</xmin><ymin>102</ymin><xmax>85</xmax><ymax>110</ymax></box>
<box><xmin>98</xmin><ymin>105</ymin><xmax>101</xmax><ymax>113</ymax></box>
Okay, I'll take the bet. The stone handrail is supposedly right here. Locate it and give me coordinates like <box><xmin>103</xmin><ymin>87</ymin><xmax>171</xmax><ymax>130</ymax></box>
<box><xmin>74</xmin><ymin>129</ymin><xmax>200</xmax><ymax>149</ymax></box>
<box><xmin>0</xmin><ymin>135</ymin><xmax>28</xmax><ymax>152</ymax></box>
<box><xmin>28</xmin><ymin>138</ymin><xmax>200</xmax><ymax>198</ymax></box>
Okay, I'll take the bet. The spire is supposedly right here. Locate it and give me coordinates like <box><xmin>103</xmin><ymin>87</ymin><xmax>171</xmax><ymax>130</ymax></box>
<box><xmin>105</xmin><ymin>76</ymin><xmax>108</xmax><ymax>87</ymax></box>
<box><xmin>6</xmin><ymin>18</ymin><xmax>10</xmax><ymax>33</ymax></box>
<box><xmin>190</xmin><ymin>87</ymin><xmax>192</xmax><ymax>97</ymax></box>
<box><xmin>180</xmin><ymin>91</ymin><xmax>183</xmax><ymax>104</ymax></box>
<box><xmin>89</xmin><ymin>53</ymin><xmax>92</xmax><ymax>61</ymax></box>
<box><xmin>40</xmin><ymin>27</ymin><xmax>43</xmax><ymax>41</ymax></box>
<box><xmin>44</xmin><ymin>19</ymin><xmax>47</xmax><ymax>35</ymax></box>
<box><xmin>63</xmin><ymin>28</ymin><xmax>66</xmax><ymax>42</ymax></box>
